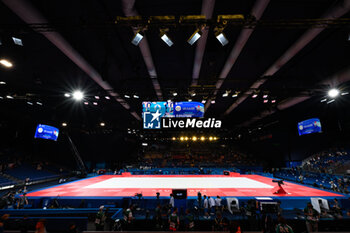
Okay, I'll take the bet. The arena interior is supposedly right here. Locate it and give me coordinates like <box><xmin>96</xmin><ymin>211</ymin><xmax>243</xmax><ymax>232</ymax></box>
<box><xmin>1</xmin><ymin>0</ymin><xmax>350</xmax><ymax>232</ymax></box>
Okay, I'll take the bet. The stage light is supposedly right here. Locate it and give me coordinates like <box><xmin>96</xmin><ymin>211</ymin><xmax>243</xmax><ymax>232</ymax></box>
<box><xmin>200</xmin><ymin>136</ymin><xmax>205</xmax><ymax>141</ymax></box>
<box><xmin>215</xmin><ymin>29</ymin><xmax>229</xmax><ymax>46</ymax></box>
<box><xmin>232</xmin><ymin>93</ymin><xmax>238</xmax><ymax>98</ymax></box>
<box><xmin>124</xmin><ymin>95</ymin><xmax>130</xmax><ymax>98</ymax></box>
<box><xmin>271</xmin><ymin>100</ymin><xmax>276</xmax><ymax>103</ymax></box>
<box><xmin>105</xmin><ymin>96</ymin><xmax>110</xmax><ymax>100</ymax></box>
<box><xmin>64</xmin><ymin>93</ymin><xmax>71</xmax><ymax>97</ymax></box>
<box><xmin>191</xmin><ymin>92</ymin><xmax>196</xmax><ymax>97</ymax></box>
<box><xmin>0</xmin><ymin>81</ymin><xmax>6</xmax><ymax>85</ymax></box>
<box><xmin>131</xmin><ymin>31</ymin><xmax>144</xmax><ymax>46</ymax></box>
<box><xmin>187</xmin><ymin>29</ymin><xmax>202</xmax><ymax>45</ymax></box>
<box><xmin>62</xmin><ymin>122</ymin><xmax>67</xmax><ymax>127</ymax></box>
<box><xmin>133</xmin><ymin>95</ymin><xmax>139</xmax><ymax>98</ymax></box>
<box><xmin>36</xmin><ymin>102</ymin><xmax>42</xmax><ymax>105</ymax></box>
<box><xmin>252</xmin><ymin>94</ymin><xmax>258</xmax><ymax>98</ymax></box>
<box><xmin>222</xmin><ymin>91</ymin><xmax>229</xmax><ymax>97</ymax></box>
<box><xmin>328</xmin><ymin>88</ymin><xmax>339</xmax><ymax>98</ymax></box>
<box><xmin>84</xmin><ymin>101</ymin><xmax>89</xmax><ymax>105</ymax></box>
<box><xmin>0</xmin><ymin>59</ymin><xmax>13</xmax><ymax>68</ymax></box>
<box><xmin>95</xmin><ymin>96</ymin><xmax>100</xmax><ymax>99</ymax></box>
<box><xmin>263</xmin><ymin>99</ymin><xmax>268</xmax><ymax>103</ymax></box>
<box><xmin>263</xmin><ymin>94</ymin><xmax>268</xmax><ymax>99</ymax></box>
<box><xmin>160</xmin><ymin>30</ymin><xmax>174</xmax><ymax>47</ymax></box>
<box><xmin>72</xmin><ymin>90</ymin><xmax>84</xmax><ymax>101</ymax></box>
<box><xmin>26</xmin><ymin>102</ymin><xmax>33</xmax><ymax>105</ymax></box>
<box><xmin>213</xmin><ymin>137</ymin><xmax>217</xmax><ymax>140</ymax></box>
<box><xmin>341</xmin><ymin>92</ymin><xmax>349</xmax><ymax>96</ymax></box>
<box><xmin>0</xmin><ymin>96</ymin><xmax>3</xmax><ymax>99</ymax></box>
<box><xmin>180</xmin><ymin>136</ymin><xmax>184</xmax><ymax>141</ymax></box>
<box><xmin>327</xmin><ymin>99</ymin><xmax>335</xmax><ymax>104</ymax></box>
<box><xmin>6</xmin><ymin>95</ymin><xmax>13</xmax><ymax>99</ymax></box>
<box><xmin>173</xmin><ymin>92</ymin><xmax>177</xmax><ymax>96</ymax></box>
<box><xmin>185</xmin><ymin>136</ymin><xmax>189</xmax><ymax>141</ymax></box>
<box><xmin>209</xmin><ymin>136</ymin><xmax>213</xmax><ymax>141</ymax></box>
<box><xmin>12</xmin><ymin>37</ymin><xmax>23</xmax><ymax>46</ymax></box>
<box><xmin>142</xmin><ymin>143</ymin><xmax>148</xmax><ymax>146</ymax></box>
<box><xmin>320</xmin><ymin>98</ymin><xmax>327</xmax><ymax>102</ymax></box>
<box><xmin>93</xmin><ymin>102</ymin><xmax>98</xmax><ymax>105</ymax></box>
<box><xmin>192</xmin><ymin>136</ymin><xmax>197</xmax><ymax>141</ymax></box>
<box><xmin>201</xmin><ymin>100</ymin><xmax>206</xmax><ymax>104</ymax></box>
<box><xmin>100</xmin><ymin>122</ymin><xmax>105</xmax><ymax>127</ymax></box>
<box><xmin>188</xmin><ymin>99</ymin><xmax>192</xmax><ymax>102</ymax></box>
<box><xmin>211</xmin><ymin>100</ymin><xmax>215</xmax><ymax>104</ymax></box>
<box><xmin>172</xmin><ymin>137</ymin><xmax>176</xmax><ymax>141</ymax></box>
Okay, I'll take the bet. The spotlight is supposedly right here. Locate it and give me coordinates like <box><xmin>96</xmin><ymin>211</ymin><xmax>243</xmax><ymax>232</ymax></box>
<box><xmin>201</xmin><ymin>100</ymin><xmax>206</xmax><ymax>104</ymax></box>
<box><xmin>26</xmin><ymin>102</ymin><xmax>33</xmax><ymax>105</ymax></box>
<box><xmin>0</xmin><ymin>59</ymin><xmax>13</xmax><ymax>68</ymax></box>
<box><xmin>173</xmin><ymin>92</ymin><xmax>177</xmax><ymax>96</ymax></box>
<box><xmin>0</xmin><ymin>81</ymin><xmax>6</xmax><ymax>85</ymax></box>
<box><xmin>252</xmin><ymin>94</ymin><xmax>258</xmax><ymax>98</ymax></box>
<box><xmin>93</xmin><ymin>102</ymin><xmax>98</xmax><ymax>105</ymax></box>
<box><xmin>12</xmin><ymin>37</ymin><xmax>23</xmax><ymax>46</ymax></box>
<box><xmin>72</xmin><ymin>90</ymin><xmax>84</xmax><ymax>101</ymax></box>
<box><xmin>62</xmin><ymin>122</ymin><xmax>67</xmax><ymax>127</ymax></box>
<box><xmin>211</xmin><ymin>100</ymin><xmax>215</xmax><ymax>104</ymax></box>
<box><xmin>188</xmin><ymin>99</ymin><xmax>192</xmax><ymax>102</ymax></box>
<box><xmin>64</xmin><ymin>93</ymin><xmax>71</xmax><ymax>98</ymax></box>
<box><xmin>232</xmin><ymin>93</ymin><xmax>238</xmax><ymax>98</ymax></box>
<box><xmin>327</xmin><ymin>99</ymin><xmax>335</xmax><ymax>104</ymax></box>
<box><xmin>328</xmin><ymin>88</ymin><xmax>339</xmax><ymax>98</ymax></box>
<box><xmin>180</xmin><ymin>136</ymin><xmax>184</xmax><ymax>141</ymax></box>
<box><xmin>341</xmin><ymin>92</ymin><xmax>349</xmax><ymax>96</ymax></box>
<box><xmin>187</xmin><ymin>29</ymin><xmax>202</xmax><ymax>45</ymax></box>
<box><xmin>172</xmin><ymin>137</ymin><xmax>176</xmax><ymax>141</ymax></box>
<box><xmin>0</xmin><ymin>96</ymin><xmax>3</xmax><ymax>99</ymax></box>
<box><xmin>124</xmin><ymin>95</ymin><xmax>130</xmax><ymax>98</ymax></box>
<box><xmin>185</xmin><ymin>136</ymin><xmax>189</xmax><ymax>141</ymax></box>
<box><xmin>213</xmin><ymin>137</ymin><xmax>217</xmax><ymax>140</ymax></box>
<box><xmin>100</xmin><ymin>122</ymin><xmax>105</xmax><ymax>127</ymax></box>
<box><xmin>271</xmin><ymin>100</ymin><xmax>276</xmax><ymax>103</ymax></box>
<box><xmin>215</xmin><ymin>28</ymin><xmax>229</xmax><ymax>46</ymax></box>
<box><xmin>200</xmin><ymin>136</ymin><xmax>205</xmax><ymax>141</ymax></box>
<box><xmin>320</xmin><ymin>98</ymin><xmax>327</xmax><ymax>102</ymax></box>
<box><xmin>131</xmin><ymin>31</ymin><xmax>144</xmax><ymax>46</ymax></box>
<box><xmin>160</xmin><ymin>30</ymin><xmax>174</xmax><ymax>47</ymax></box>
<box><xmin>105</xmin><ymin>96</ymin><xmax>110</xmax><ymax>100</ymax></box>
<box><xmin>263</xmin><ymin>99</ymin><xmax>268</xmax><ymax>103</ymax></box>
<box><xmin>95</xmin><ymin>96</ymin><xmax>100</xmax><ymax>99</ymax></box>
<box><xmin>263</xmin><ymin>94</ymin><xmax>268</xmax><ymax>99</ymax></box>
<box><xmin>192</xmin><ymin>136</ymin><xmax>197</xmax><ymax>141</ymax></box>
<box><xmin>36</xmin><ymin>102</ymin><xmax>42</xmax><ymax>105</ymax></box>
<box><xmin>6</xmin><ymin>95</ymin><xmax>13</xmax><ymax>99</ymax></box>
<box><xmin>84</xmin><ymin>101</ymin><xmax>89</xmax><ymax>105</ymax></box>
<box><xmin>142</xmin><ymin>143</ymin><xmax>148</xmax><ymax>146</ymax></box>
<box><xmin>209</xmin><ymin>136</ymin><xmax>213</xmax><ymax>141</ymax></box>
<box><xmin>133</xmin><ymin>95</ymin><xmax>139</xmax><ymax>99</ymax></box>
<box><xmin>191</xmin><ymin>92</ymin><xmax>196</xmax><ymax>97</ymax></box>
<box><xmin>222</xmin><ymin>91</ymin><xmax>229</xmax><ymax>97</ymax></box>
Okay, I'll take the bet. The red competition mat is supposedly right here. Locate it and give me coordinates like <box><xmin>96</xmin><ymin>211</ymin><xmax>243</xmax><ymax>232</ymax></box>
<box><xmin>27</xmin><ymin>174</ymin><xmax>343</xmax><ymax>197</ymax></box>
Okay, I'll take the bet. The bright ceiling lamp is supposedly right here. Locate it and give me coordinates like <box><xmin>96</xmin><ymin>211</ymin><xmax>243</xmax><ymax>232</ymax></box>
<box><xmin>160</xmin><ymin>29</ymin><xmax>174</xmax><ymax>47</ymax></box>
<box><xmin>0</xmin><ymin>59</ymin><xmax>13</xmax><ymax>68</ymax></box>
<box><xmin>72</xmin><ymin>90</ymin><xmax>84</xmax><ymax>101</ymax></box>
<box><xmin>215</xmin><ymin>27</ymin><xmax>228</xmax><ymax>46</ymax></box>
<box><xmin>187</xmin><ymin>29</ymin><xmax>202</xmax><ymax>45</ymax></box>
<box><xmin>328</xmin><ymin>88</ymin><xmax>339</xmax><ymax>98</ymax></box>
<box><xmin>131</xmin><ymin>31</ymin><xmax>144</xmax><ymax>46</ymax></box>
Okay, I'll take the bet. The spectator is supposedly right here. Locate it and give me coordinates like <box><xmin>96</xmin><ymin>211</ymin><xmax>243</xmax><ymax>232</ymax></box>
<box><xmin>184</xmin><ymin>209</ymin><xmax>195</xmax><ymax>231</ymax></box>
<box><xmin>215</xmin><ymin>195</ymin><xmax>222</xmax><ymax>210</ymax></box>
<box><xmin>209</xmin><ymin>196</ymin><xmax>215</xmax><ymax>214</ymax></box>
<box><xmin>35</xmin><ymin>219</ymin><xmax>46</xmax><ymax>233</ymax></box>
<box><xmin>123</xmin><ymin>206</ymin><xmax>134</xmax><ymax>230</ymax></box>
<box><xmin>229</xmin><ymin>221</ymin><xmax>242</xmax><ymax>233</ymax></box>
<box><xmin>203</xmin><ymin>195</ymin><xmax>208</xmax><ymax>214</ymax></box>
<box><xmin>95</xmin><ymin>206</ymin><xmax>106</xmax><ymax>231</ymax></box>
<box><xmin>169</xmin><ymin>208</ymin><xmax>179</xmax><ymax>231</ymax></box>
<box><xmin>275</xmin><ymin>216</ymin><xmax>293</xmax><ymax>233</ymax></box>
<box><xmin>0</xmin><ymin>214</ymin><xmax>9</xmax><ymax>233</ymax></box>
<box><xmin>169</xmin><ymin>193</ymin><xmax>175</xmax><ymax>208</ymax></box>
<box><xmin>304</xmin><ymin>202</ymin><xmax>319</xmax><ymax>232</ymax></box>
<box><xmin>213</xmin><ymin>211</ymin><xmax>228</xmax><ymax>231</ymax></box>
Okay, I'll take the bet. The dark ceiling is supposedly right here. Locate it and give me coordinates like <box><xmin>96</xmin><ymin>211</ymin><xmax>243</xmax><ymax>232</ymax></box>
<box><xmin>0</xmin><ymin>0</ymin><xmax>350</xmax><ymax>132</ymax></box>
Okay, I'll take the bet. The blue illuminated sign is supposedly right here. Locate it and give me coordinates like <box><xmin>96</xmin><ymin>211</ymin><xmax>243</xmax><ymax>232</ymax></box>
<box><xmin>298</xmin><ymin>118</ymin><xmax>322</xmax><ymax>136</ymax></box>
<box><xmin>34</xmin><ymin>124</ymin><xmax>59</xmax><ymax>141</ymax></box>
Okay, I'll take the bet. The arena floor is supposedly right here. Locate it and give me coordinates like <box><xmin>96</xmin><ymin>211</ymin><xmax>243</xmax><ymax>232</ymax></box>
<box><xmin>26</xmin><ymin>174</ymin><xmax>343</xmax><ymax>198</ymax></box>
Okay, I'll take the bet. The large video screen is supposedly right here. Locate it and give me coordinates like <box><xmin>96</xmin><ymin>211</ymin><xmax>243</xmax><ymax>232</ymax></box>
<box><xmin>142</xmin><ymin>101</ymin><xmax>204</xmax><ymax>118</ymax></box>
<box><xmin>34</xmin><ymin>124</ymin><xmax>59</xmax><ymax>141</ymax></box>
<box><xmin>298</xmin><ymin>118</ymin><xmax>322</xmax><ymax>136</ymax></box>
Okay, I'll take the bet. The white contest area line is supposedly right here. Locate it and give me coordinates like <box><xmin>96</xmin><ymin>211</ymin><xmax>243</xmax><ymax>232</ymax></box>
<box><xmin>84</xmin><ymin>177</ymin><xmax>273</xmax><ymax>189</ymax></box>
